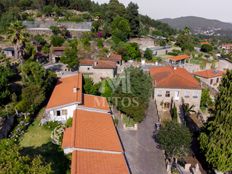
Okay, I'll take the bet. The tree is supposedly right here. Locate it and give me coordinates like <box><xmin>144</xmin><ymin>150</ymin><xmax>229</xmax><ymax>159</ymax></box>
<box><xmin>0</xmin><ymin>139</ymin><xmax>53</xmax><ymax>173</ymax></box>
<box><xmin>182</xmin><ymin>104</ymin><xmax>196</xmax><ymax>117</ymax></box>
<box><xmin>114</xmin><ymin>42</ymin><xmax>141</xmax><ymax>61</ymax></box>
<box><xmin>20</xmin><ymin>61</ymin><xmax>57</xmax><ymax>94</ymax></box>
<box><xmin>0</xmin><ymin>64</ymin><xmax>14</xmax><ymax>105</ymax></box>
<box><xmin>50</xmin><ymin>35</ymin><xmax>65</xmax><ymax>46</ymax></box>
<box><xmin>83</xmin><ymin>77</ymin><xmax>100</xmax><ymax>95</ymax></box>
<box><xmin>199</xmin><ymin>70</ymin><xmax>232</xmax><ymax>172</ymax></box>
<box><xmin>200</xmin><ymin>44</ymin><xmax>213</xmax><ymax>53</ymax></box>
<box><xmin>200</xmin><ymin>88</ymin><xmax>213</xmax><ymax>110</ymax></box>
<box><xmin>105</xmin><ymin>0</ymin><xmax>126</xmax><ymax>22</ymax></box>
<box><xmin>144</xmin><ymin>48</ymin><xmax>153</xmax><ymax>60</ymax></box>
<box><xmin>112</xmin><ymin>67</ymin><xmax>152</xmax><ymax>122</ymax></box>
<box><xmin>111</xmin><ymin>16</ymin><xmax>131</xmax><ymax>43</ymax></box>
<box><xmin>61</xmin><ymin>40</ymin><xmax>78</xmax><ymax>70</ymax></box>
<box><xmin>7</xmin><ymin>21</ymin><xmax>28</xmax><ymax>60</ymax></box>
<box><xmin>171</xmin><ymin>104</ymin><xmax>178</xmax><ymax>122</ymax></box>
<box><xmin>16</xmin><ymin>85</ymin><xmax>45</xmax><ymax>112</ymax></box>
<box><xmin>156</xmin><ymin>121</ymin><xmax>192</xmax><ymax>163</ymax></box>
<box><xmin>126</xmin><ymin>2</ymin><xmax>140</xmax><ymax>37</ymax></box>
<box><xmin>176</xmin><ymin>27</ymin><xmax>195</xmax><ymax>52</ymax></box>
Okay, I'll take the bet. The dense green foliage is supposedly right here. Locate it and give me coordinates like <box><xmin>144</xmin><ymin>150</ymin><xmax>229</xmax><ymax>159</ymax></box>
<box><xmin>170</xmin><ymin>104</ymin><xmax>178</xmax><ymax>122</ymax></box>
<box><xmin>114</xmin><ymin>42</ymin><xmax>141</xmax><ymax>61</ymax></box>
<box><xmin>126</xmin><ymin>2</ymin><xmax>140</xmax><ymax>37</ymax></box>
<box><xmin>17</xmin><ymin>61</ymin><xmax>56</xmax><ymax>113</ymax></box>
<box><xmin>0</xmin><ymin>64</ymin><xmax>14</xmax><ymax>105</ymax></box>
<box><xmin>0</xmin><ymin>0</ymin><xmax>174</xmax><ymax>38</ymax></box>
<box><xmin>200</xmin><ymin>44</ymin><xmax>213</xmax><ymax>53</ymax></box>
<box><xmin>200</xmin><ymin>88</ymin><xmax>213</xmax><ymax>110</ymax></box>
<box><xmin>83</xmin><ymin>77</ymin><xmax>100</xmax><ymax>95</ymax></box>
<box><xmin>140</xmin><ymin>15</ymin><xmax>176</xmax><ymax>37</ymax></box>
<box><xmin>144</xmin><ymin>48</ymin><xmax>153</xmax><ymax>60</ymax></box>
<box><xmin>176</xmin><ymin>27</ymin><xmax>195</xmax><ymax>51</ymax></box>
<box><xmin>156</xmin><ymin>121</ymin><xmax>192</xmax><ymax>160</ymax></box>
<box><xmin>111</xmin><ymin>16</ymin><xmax>131</xmax><ymax>43</ymax></box>
<box><xmin>0</xmin><ymin>139</ymin><xmax>53</xmax><ymax>173</ymax></box>
<box><xmin>61</xmin><ymin>39</ymin><xmax>78</xmax><ymax>70</ymax></box>
<box><xmin>112</xmin><ymin>67</ymin><xmax>152</xmax><ymax>122</ymax></box>
<box><xmin>199</xmin><ymin>70</ymin><xmax>232</xmax><ymax>172</ymax></box>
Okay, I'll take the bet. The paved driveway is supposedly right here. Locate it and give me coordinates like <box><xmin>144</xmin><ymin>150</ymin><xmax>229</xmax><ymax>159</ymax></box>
<box><xmin>116</xmin><ymin>100</ymin><xmax>167</xmax><ymax>174</ymax></box>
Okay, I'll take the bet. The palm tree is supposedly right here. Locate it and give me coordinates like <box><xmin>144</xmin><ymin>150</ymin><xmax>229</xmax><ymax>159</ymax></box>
<box><xmin>182</xmin><ymin>104</ymin><xmax>196</xmax><ymax>117</ymax></box>
<box><xmin>7</xmin><ymin>21</ymin><xmax>28</xmax><ymax>62</ymax></box>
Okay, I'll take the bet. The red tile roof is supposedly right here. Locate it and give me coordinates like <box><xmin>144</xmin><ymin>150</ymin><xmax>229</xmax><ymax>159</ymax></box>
<box><xmin>150</xmin><ymin>66</ymin><xmax>201</xmax><ymax>89</ymax></box>
<box><xmin>62</xmin><ymin>109</ymin><xmax>123</xmax><ymax>153</ymax></box>
<box><xmin>79</xmin><ymin>59</ymin><xmax>94</xmax><ymax>66</ymax></box>
<box><xmin>193</xmin><ymin>69</ymin><xmax>224</xmax><ymax>78</ymax></box>
<box><xmin>46</xmin><ymin>74</ymin><xmax>83</xmax><ymax>109</ymax></box>
<box><xmin>79</xmin><ymin>59</ymin><xmax>116</xmax><ymax>69</ymax></box>
<box><xmin>62</xmin><ymin>128</ymin><xmax>72</xmax><ymax>148</ymax></box>
<box><xmin>109</xmin><ymin>53</ymin><xmax>122</xmax><ymax>61</ymax></box>
<box><xmin>71</xmin><ymin>151</ymin><xmax>130</xmax><ymax>174</ymax></box>
<box><xmin>200</xmin><ymin>41</ymin><xmax>210</xmax><ymax>45</ymax></box>
<box><xmin>169</xmin><ymin>54</ymin><xmax>190</xmax><ymax>61</ymax></box>
<box><xmin>52</xmin><ymin>46</ymin><xmax>66</xmax><ymax>52</ymax></box>
<box><xmin>82</xmin><ymin>94</ymin><xmax>110</xmax><ymax>111</ymax></box>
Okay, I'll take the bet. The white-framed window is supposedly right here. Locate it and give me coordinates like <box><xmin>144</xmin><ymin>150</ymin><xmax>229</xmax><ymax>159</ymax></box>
<box><xmin>62</xmin><ymin>110</ymin><xmax>68</xmax><ymax>116</ymax></box>
<box><xmin>157</xmin><ymin>90</ymin><xmax>162</xmax><ymax>97</ymax></box>
<box><xmin>184</xmin><ymin>91</ymin><xmax>190</xmax><ymax>98</ymax></box>
<box><xmin>193</xmin><ymin>91</ymin><xmax>199</xmax><ymax>98</ymax></box>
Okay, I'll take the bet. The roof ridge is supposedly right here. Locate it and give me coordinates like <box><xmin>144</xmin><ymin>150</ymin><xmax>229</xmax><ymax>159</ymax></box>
<box><xmin>176</xmin><ymin>72</ymin><xmax>198</xmax><ymax>86</ymax></box>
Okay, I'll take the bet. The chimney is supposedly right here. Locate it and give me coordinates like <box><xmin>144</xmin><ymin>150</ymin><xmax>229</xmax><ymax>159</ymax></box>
<box><xmin>73</xmin><ymin>87</ymin><xmax>79</xmax><ymax>93</ymax></box>
<box><xmin>174</xmin><ymin>66</ymin><xmax>177</xmax><ymax>70</ymax></box>
<box><xmin>94</xmin><ymin>61</ymin><xmax>98</xmax><ymax>66</ymax></box>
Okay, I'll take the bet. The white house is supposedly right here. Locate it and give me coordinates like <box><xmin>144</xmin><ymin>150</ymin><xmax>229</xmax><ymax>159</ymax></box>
<box><xmin>44</xmin><ymin>73</ymin><xmax>110</xmax><ymax>123</ymax></box>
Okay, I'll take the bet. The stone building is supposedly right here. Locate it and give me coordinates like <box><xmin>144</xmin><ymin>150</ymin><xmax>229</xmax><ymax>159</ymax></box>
<box><xmin>150</xmin><ymin>66</ymin><xmax>202</xmax><ymax>113</ymax></box>
<box><xmin>79</xmin><ymin>59</ymin><xmax>117</xmax><ymax>83</ymax></box>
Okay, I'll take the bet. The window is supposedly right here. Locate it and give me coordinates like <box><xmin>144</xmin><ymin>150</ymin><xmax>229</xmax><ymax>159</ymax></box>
<box><xmin>210</xmin><ymin>79</ymin><xmax>213</xmax><ymax>85</ymax></box>
<box><xmin>164</xmin><ymin>102</ymin><xmax>170</xmax><ymax>109</ymax></box>
<box><xmin>216</xmin><ymin>78</ymin><xmax>219</xmax><ymax>83</ymax></box>
<box><xmin>62</xmin><ymin>110</ymin><xmax>68</xmax><ymax>116</ymax></box>
<box><xmin>193</xmin><ymin>91</ymin><xmax>198</xmax><ymax>98</ymax></box>
<box><xmin>184</xmin><ymin>91</ymin><xmax>190</xmax><ymax>98</ymax></box>
<box><xmin>56</xmin><ymin>110</ymin><xmax>61</xmax><ymax>116</ymax></box>
<box><xmin>87</xmin><ymin>67</ymin><xmax>90</xmax><ymax>70</ymax></box>
<box><xmin>157</xmin><ymin>90</ymin><xmax>162</xmax><ymax>97</ymax></box>
<box><xmin>174</xmin><ymin>91</ymin><xmax>180</xmax><ymax>100</ymax></box>
<box><xmin>165</xmin><ymin>91</ymin><xmax>170</xmax><ymax>97</ymax></box>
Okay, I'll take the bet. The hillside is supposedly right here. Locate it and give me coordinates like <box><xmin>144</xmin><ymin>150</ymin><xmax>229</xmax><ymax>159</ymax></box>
<box><xmin>159</xmin><ymin>16</ymin><xmax>232</xmax><ymax>36</ymax></box>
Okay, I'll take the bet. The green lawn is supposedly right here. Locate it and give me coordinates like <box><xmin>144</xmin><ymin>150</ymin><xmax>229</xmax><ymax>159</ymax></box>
<box><xmin>20</xmin><ymin>109</ymin><xmax>51</xmax><ymax>147</ymax></box>
<box><xmin>20</xmin><ymin>108</ymin><xmax>71</xmax><ymax>174</ymax></box>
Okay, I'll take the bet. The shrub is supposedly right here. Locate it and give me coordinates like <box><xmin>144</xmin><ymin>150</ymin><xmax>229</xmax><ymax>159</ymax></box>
<box><xmin>65</xmin><ymin>118</ymin><xmax>72</xmax><ymax>128</ymax></box>
<box><xmin>43</xmin><ymin>121</ymin><xmax>61</xmax><ymax>131</ymax></box>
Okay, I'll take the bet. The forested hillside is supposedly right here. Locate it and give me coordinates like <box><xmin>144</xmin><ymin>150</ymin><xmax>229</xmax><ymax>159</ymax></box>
<box><xmin>0</xmin><ymin>0</ymin><xmax>175</xmax><ymax>36</ymax></box>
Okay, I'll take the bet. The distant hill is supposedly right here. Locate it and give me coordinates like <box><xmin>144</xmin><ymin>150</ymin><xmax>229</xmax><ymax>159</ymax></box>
<box><xmin>159</xmin><ymin>16</ymin><xmax>232</xmax><ymax>36</ymax></box>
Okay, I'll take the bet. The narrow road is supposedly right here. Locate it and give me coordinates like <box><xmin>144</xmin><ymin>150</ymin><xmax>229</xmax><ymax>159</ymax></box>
<box><xmin>116</xmin><ymin>100</ymin><xmax>167</xmax><ymax>174</ymax></box>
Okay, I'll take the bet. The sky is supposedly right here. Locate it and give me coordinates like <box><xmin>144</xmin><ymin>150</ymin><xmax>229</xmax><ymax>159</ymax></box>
<box><xmin>93</xmin><ymin>0</ymin><xmax>232</xmax><ymax>23</ymax></box>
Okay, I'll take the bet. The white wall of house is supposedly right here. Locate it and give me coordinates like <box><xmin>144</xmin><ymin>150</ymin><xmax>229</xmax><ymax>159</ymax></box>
<box><xmin>46</xmin><ymin>104</ymin><xmax>78</xmax><ymax>122</ymax></box>
<box><xmin>154</xmin><ymin>88</ymin><xmax>202</xmax><ymax>112</ymax></box>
